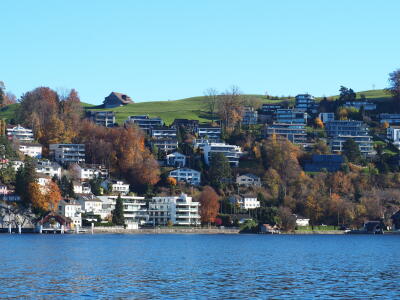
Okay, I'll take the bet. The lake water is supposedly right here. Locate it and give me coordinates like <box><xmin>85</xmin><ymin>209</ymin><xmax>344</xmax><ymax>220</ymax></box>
<box><xmin>0</xmin><ymin>234</ymin><xmax>399</xmax><ymax>299</ymax></box>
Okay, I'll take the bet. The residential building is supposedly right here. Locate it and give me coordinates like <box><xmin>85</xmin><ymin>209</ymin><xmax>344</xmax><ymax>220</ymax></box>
<box><xmin>0</xmin><ymin>182</ymin><xmax>9</xmax><ymax>195</ymax></box>
<box><xmin>380</xmin><ymin>113</ymin><xmax>400</xmax><ymax>125</ymax></box>
<box><xmin>295</xmin><ymin>94</ymin><xmax>318</xmax><ymax>114</ymax></box>
<box><xmin>10</xmin><ymin>160</ymin><xmax>24</xmax><ymax>172</ymax></box>
<box><xmin>76</xmin><ymin>194</ymin><xmax>103</xmax><ymax>215</ymax></box>
<box><xmin>49</xmin><ymin>144</ymin><xmax>85</xmax><ymax>165</ymax></box>
<box><xmin>344</xmin><ymin>101</ymin><xmax>376</xmax><ymax>111</ymax></box>
<box><xmin>73</xmin><ymin>181</ymin><xmax>92</xmax><ymax>194</ymax></box>
<box><xmin>148</xmin><ymin>194</ymin><xmax>200</xmax><ymax>226</ymax></box>
<box><xmin>325</xmin><ymin>120</ymin><xmax>373</xmax><ymax>155</ymax></box>
<box><xmin>151</xmin><ymin>138</ymin><xmax>178</xmax><ymax>152</ymax></box>
<box><xmin>72</xmin><ymin>164</ymin><xmax>109</xmax><ymax>181</ymax></box>
<box><xmin>101</xmin><ymin>179</ymin><xmax>130</xmax><ymax>194</ymax></box>
<box><xmin>193</xmin><ymin>138</ymin><xmax>223</xmax><ymax>149</ymax></box>
<box><xmin>86</xmin><ymin>111</ymin><xmax>116</xmax><ymax>127</ymax></box>
<box><xmin>201</xmin><ymin>142</ymin><xmax>243</xmax><ymax>167</ymax></box>
<box><xmin>103</xmin><ymin>92</ymin><xmax>133</xmax><ymax>108</ymax></box>
<box><xmin>37</xmin><ymin>174</ymin><xmax>51</xmax><ymax>192</ymax></box>
<box><xmin>261</xmin><ymin>104</ymin><xmax>283</xmax><ymax>114</ymax></box>
<box><xmin>169</xmin><ymin>168</ymin><xmax>201</xmax><ymax>185</ymax></box>
<box><xmin>304</xmin><ymin>154</ymin><xmax>344</xmax><ymax>172</ymax></box>
<box><xmin>275</xmin><ymin>109</ymin><xmax>307</xmax><ymax>124</ymax></box>
<box><xmin>242</xmin><ymin>106</ymin><xmax>258</xmax><ymax>125</ymax></box>
<box><xmin>126</xmin><ymin>115</ymin><xmax>163</xmax><ymax>133</ymax></box>
<box><xmin>387</xmin><ymin>126</ymin><xmax>400</xmax><ymax>148</ymax></box>
<box><xmin>18</xmin><ymin>143</ymin><xmax>42</xmax><ymax>158</ymax></box>
<box><xmin>265</xmin><ymin>123</ymin><xmax>307</xmax><ymax>145</ymax></box>
<box><xmin>318</xmin><ymin>112</ymin><xmax>335</xmax><ymax>123</ymax></box>
<box><xmin>166</xmin><ymin>152</ymin><xmax>186</xmax><ymax>167</ymax></box>
<box><xmin>58</xmin><ymin>199</ymin><xmax>82</xmax><ymax>227</ymax></box>
<box><xmin>294</xmin><ymin>215</ymin><xmax>310</xmax><ymax>227</ymax></box>
<box><xmin>171</xmin><ymin>119</ymin><xmax>199</xmax><ymax>133</ymax></box>
<box><xmin>7</xmin><ymin>125</ymin><xmax>34</xmax><ymax>142</ymax></box>
<box><xmin>98</xmin><ymin>195</ymin><xmax>148</xmax><ymax>225</ymax></box>
<box><xmin>151</xmin><ymin>126</ymin><xmax>177</xmax><ymax>139</ymax></box>
<box><xmin>35</xmin><ymin>159</ymin><xmax>62</xmax><ymax>179</ymax></box>
<box><xmin>229</xmin><ymin>194</ymin><xmax>260</xmax><ymax>210</ymax></box>
<box><xmin>195</xmin><ymin>123</ymin><xmax>221</xmax><ymax>139</ymax></box>
<box><xmin>236</xmin><ymin>173</ymin><xmax>261</xmax><ymax>187</ymax></box>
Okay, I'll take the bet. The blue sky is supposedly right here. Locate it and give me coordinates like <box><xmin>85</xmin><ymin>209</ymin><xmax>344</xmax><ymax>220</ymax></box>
<box><xmin>1</xmin><ymin>0</ymin><xmax>399</xmax><ymax>104</ymax></box>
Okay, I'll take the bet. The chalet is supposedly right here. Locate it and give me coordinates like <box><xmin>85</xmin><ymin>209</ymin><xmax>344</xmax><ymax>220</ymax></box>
<box><xmin>103</xmin><ymin>92</ymin><xmax>133</xmax><ymax>108</ymax></box>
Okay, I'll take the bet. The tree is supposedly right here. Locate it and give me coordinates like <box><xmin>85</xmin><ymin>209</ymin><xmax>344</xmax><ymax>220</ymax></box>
<box><xmin>342</xmin><ymin>139</ymin><xmax>362</xmax><ymax>164</ymax></box>
<box><xmin>46</xmin><ymin>181</ymin><xmax>62</xmax><ymax>212</ymax></box>
<box><xmin>89</xmin><ymin>176</ymin><xmax>103</xmax><ymax>196</ymax></box>
<box><xmin>15</xmin><ymin>158</ymin><xmax>37</xmax><ymax>206</ymax></box>
<box><xmin>217</xmin><ymin>85</ymin><xmax>244</xmax><ymax>132</ymax></box>
<box><xmin>277</xmin><ymin>206</ymin><xmax>296</xmax><ymax>232</ymax></box>
<box><xmin>112</xmin><ymin>194</ymin><xmax>125</xmax><ymax>226</ymax></box>
<box><xmin>314</xmin><ymin>117</ymin><xmax>324</xmax><ymax>128</ymax></box>
<box><xmin>28</xmin><ymin>182</ymin><xmax>46</xmax><ymax>212</ymax></box>
<box><xmin>199</xmin><ymin>186</ymin><xmax>220</xmax><ymax>226</ymax></box>
<box><xmin>208</xmin><ymin>152</ymin><xmax>231</xmax><ymax>189</ymax></box>
<box><xmin>338</xmin><ymin>86</ymin><xmax>356</xmax><ymax>102</ymax></box>
<box><xmin>0</xmin><ymin>81</ymin><xmax>5</xmax><ymax>107</ymax></box>
<box><xmin>388</xmin><ymin>69</ymin><xmax>400</xmax><ymax>105</ymax></box>
<box><xmin>204</xmin><ymin>88</ymin><xmax>219</xmax><ymax>122</ymax></box>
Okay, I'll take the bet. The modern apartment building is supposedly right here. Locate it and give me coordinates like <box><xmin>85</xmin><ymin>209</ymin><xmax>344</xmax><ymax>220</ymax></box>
<box><xmin>86</xmin><ymin>111</ymin><xmax>116</xmax><ymax>127</ymax></box>
<box><xmin>148</xmin><ymin>194</ymin><xmax>200</xmax><ymax>226</ymax></box>
<box><xmin>201</xmin><ymin>142</ymin><xmax>243</xmax><ymax>167</ymax></box>
<box><xmin>275</xmin><ymin>109</ymin><xmax>307</xmax><ymax>124</ymax></box>
<box><xmin>265</xmin><ymin>123</ymin><xmax>307</xmax><ymax>145</ymax></box>
<box><xmin>242</xmin><ymin>106</ymin><xmax>258</xmax><ymax>125</ymax></box>
<box><xmin>195</xmin><ymin>123</ymin><xmax>221</xmax><ymax>139</ymax></box>
<box><xmin>295</xmin><ymin>94</ymin><xmax>318</xmax><ymax>114</ymax></box>
<box><xmin>35</xmin><ymin>159</ymin><xmax>62</xmax><ymax>178</ymax></box>
<box><xmin>169</xmin><ymin>168</ymin><xmax>201</xmax><ymax>185</ymax></box>
<box><xmin>49</xmin><ymin>144</ymin><xmax>85</xmax><ymax>165</ymax></box>
<box><xmin>126</xmin><ymin>115</ymin><xmax>163</xmax><ymax>133</ymax></box>
<box><xmin>7</xmin><ymin>125</ymin><xmax>34</xmax><ymax>142</ymax></box>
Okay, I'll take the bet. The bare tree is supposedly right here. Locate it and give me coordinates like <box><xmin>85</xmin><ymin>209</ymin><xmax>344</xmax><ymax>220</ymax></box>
<box><xmin>217</xmin><ymin>85</ymin><xmax>244</xmax><ymax>132</ymax></box>
<box><xmin>204</xmin><ymin>88</ymin><xmax>219</xmax><ymax>123</ymax></box>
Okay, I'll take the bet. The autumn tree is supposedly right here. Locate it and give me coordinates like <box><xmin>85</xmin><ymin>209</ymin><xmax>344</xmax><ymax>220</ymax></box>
<box><xmin>28</xmin><ymin>182</ymin><xmax>46</xmax><ymax>212</ymax></box>
<box><xmin>46</xmin><ymin>181</ymin><xmax>62</xmax><ymax>211</ymax></box>
<box><xmin>217</xmin><ymin>86</ymin><xmax>244</xmax><ymax>132</ymax></box>
<box><xmin>198</xmin><ymin>186</ymin><xmax>220</xmax><ymax>226</ymax></box>
<box><xmin>314</xmin><ymin>117</ymin><xmax>324</xmax><ymax>128</ymax></box>
<box><xmin>342</xmin><ymin>139</ymin><xmax>362</xmax><ymax>164</ymax></box>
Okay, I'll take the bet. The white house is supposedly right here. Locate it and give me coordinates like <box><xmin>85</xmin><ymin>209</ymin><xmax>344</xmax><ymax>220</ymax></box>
<box><xmin>0</xmin><ymin>182</ymin><xmax>9</xmax><ymax>195</ymax></box>
<box><xmin>76</xmin><ymin>194</ymin><xmax>103</xmax><ymax>215</ymax></box>
<box><xmin>98</xmin><ymin>195</ymin><xmax>148</xmax><ymax>225</ymax></box>
<box><xmin>7</xmin><ymin>125</ymin><xmax>34</xmax><ymax>142</ymax></box>
<box><xmin>49</xmin><ymin>144</ymin><xmax>85</xmax><ymax>165</ymax></box>
<box><xmin>148</xmin><ymin>193</ymin><xmax>200</xmax><ymax>226</ymax></box>
<box><xmin>229</xmin><ymin>194</ymin><xmax>260</xmax><ymax>210</ymax></box>
<box><xmin>294</xmin><ymin>215</ymin><xmax>310</xmax><ymax>227</ymax></box>
<box><xmin>58</xmin><ymin>199</ymin><xmax>82</xmax><ymax>227</ymax></box>
<box><xmin>387</xmin><ymin>126</ymin><xmax>400</xmax><ymax>149</ymax></box>
<box><xmin>37</xmin><ymin>175</ymin><xmax>51</xmax><ymax>187</ymax></box>
<box><xmin>236</xmin><ymin>173</ymin><xmax>261</xmax><ymax>187</ymax></box>
<box><xmin>72</xmin><ymin>164</ymin><xmax>109</xmax><ymax>181</ymax></box>
<box><xmin>201</xmin><ymin>142</ymin><xmax>242</xmax><ymax>167</ymax></box>
<box><xmin>166</xmin><ymin>152</ymin><xmax>186</xmax><ymax>167</ymax></box>
<box><xmin>73</xmin><ymin>181</ymin><xmax>92</xmax><ymax>194</ymax></box>
<box><xmin>101</xmin><ymin>179</ymin><xmax>130</xmax><ymax>195</ymax></box>
<box><xmin>10</xmin><ymin>160</ymin><xmax>24</xmax><ymax>172</ymax></box>
<box><xmin>18</xmin><ymin>143</ymin><xmax>42</xmax><ymax>158</ymax></box>
<box><xmin>169</xmin><ymin>168</ymin><xmax>201</xmax><ymax>185</ymax></box>
<box><xmin>36</xmin><ymin>159</ymin><xmax>62</xmax><ymax>179</ymax></box>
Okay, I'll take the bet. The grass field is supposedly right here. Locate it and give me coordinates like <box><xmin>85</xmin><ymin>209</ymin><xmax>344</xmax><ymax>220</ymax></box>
<box><xmin>0</xmin><ymin>89</ymin><xmax>392</xmax><ymax>125</ymax></box>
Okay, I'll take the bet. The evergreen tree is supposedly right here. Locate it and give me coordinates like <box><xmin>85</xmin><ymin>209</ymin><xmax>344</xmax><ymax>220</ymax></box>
<box><xmin>15</xmin><ymin>157</ymin><xmax>37</xmax><ymax>206</ymax></box>
<box><xmin>89</xmin><ymin>176</ymin><xmax>102</xmax><ymax>196</ymax></box>
<box><xmin>112</xmin><ymin>194</ymin><xmax>125</xmax><ymax>226</ymax></box>
<box><xmin>208</xmin><ymin>152</ymin><xmax>231</xmax><ymax>189</ymax></box>
<box><xmin>342</xmin><ymin>139</ymin><xmax>362</xmax><ymax>164</ymax></box>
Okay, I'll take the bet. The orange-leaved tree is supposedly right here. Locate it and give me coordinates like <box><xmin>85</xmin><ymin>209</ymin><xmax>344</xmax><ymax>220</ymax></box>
<box><xmin>198</xmin><ymin>186</ymin><xmax>220</xmax><ymax>226</ymax></box>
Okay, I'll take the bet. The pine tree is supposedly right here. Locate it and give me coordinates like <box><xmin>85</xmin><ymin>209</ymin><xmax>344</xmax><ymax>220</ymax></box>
<box><xmin>208</xmin><ymin>152</ymin><xmax>231</xmax><ymax>189</ymax></box>
<box><xmin>112</xmin><ymin>194</ymin><xmax>125</xmax><ymax>226</ymax></box>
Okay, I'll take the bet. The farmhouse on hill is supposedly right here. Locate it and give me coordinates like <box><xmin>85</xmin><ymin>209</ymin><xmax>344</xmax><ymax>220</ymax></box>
<box><xmin>103</xmin><ymin>92</ymin><xmax>133</xmax><ymax>108</ymax></box>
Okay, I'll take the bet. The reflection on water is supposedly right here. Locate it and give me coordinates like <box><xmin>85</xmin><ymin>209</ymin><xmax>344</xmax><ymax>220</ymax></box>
<box><xmin>0</xmin><ymin>234</ymin><xmax>399</xmax><ymax>299</ymax></box>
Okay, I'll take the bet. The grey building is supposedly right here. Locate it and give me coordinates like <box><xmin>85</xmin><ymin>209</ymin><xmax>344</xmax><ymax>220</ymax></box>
<box><xmin>86</xmin><ymin>111</ymin><xmax>115</xmax><ymax>127</ymax></box>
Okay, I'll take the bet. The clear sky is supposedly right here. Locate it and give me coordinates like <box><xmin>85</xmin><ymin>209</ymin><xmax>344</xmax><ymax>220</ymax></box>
<box><xmin>1</xmin><ymin>0</ymin><xmax>399</xmax><ymax>104</ymax></box>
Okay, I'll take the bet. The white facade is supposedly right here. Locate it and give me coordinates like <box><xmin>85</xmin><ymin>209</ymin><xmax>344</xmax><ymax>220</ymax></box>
<box><xmin>73</xmin><ymin>164</ymin><xmax>109</xmax><ymax>181</ymax></box>
<box><xmin>201</xmin><ymin>142</ymin><xmax>242</xmax><ymax>167</ymax></box>
<box><xmin>73</xmin><ymin>182</ymin><xmax>92</xmax><ymax>194</ymax></box>
<box><xmin>19</xmin><ymin>143</ymin><xmax>42</xmax><ymax>158</ymax></box>
<box><xmin>241</xmin><ymin>195</ymin><xmax>260</xmax><ymax>210</ymax></box>
<box><xmin>58</xmin><ymin>200</ymin><xmax>82</xmax><ymax>227</ymax></box>
<box><xmin>295</xmin><ymin>216</ymin><xmax>310</xmax><ymax>227</ymax></box>
<box><xmin>166</xmin><ymin>152</ymin><xmax>186</xmax><ymax>167</ymax></box>
<box><xmin>236</xmin><ymin>174</ymin><xmax>261</xmax><ymax>187</ymax></box>
<box><xmin>36</xmin><ymin>160</ymin><xmax>62</xmax><ymax>179</ymax></box>
<box><xmin>7</xmin><ymin>125</ymin><xmax>34</xmax><ymax>142</ymax></box>
<box><xmin>98</xmin><ymin>195</ymin><xmax>148</xmax><ymax>224</ymax></box>
<box><xmin>101</xmin><ymin>180</ymin><xmax>130</xmax><ymax>194</ymax></box>
<box><xmin>195</xmin><ymin>125</ymin><xmax>221</xmax><ymax>139</ymax></box>
<box><xmin>49</xmin><ymin>144</ymin><xmax>85</xmax><ymax>165</ymax></box>
<box><xmin>387</xmin><ymin>127</ymin><xmax>400</xmax><ymax>148</ymax></box>
<box><xmin>10</xmin><ymin>160</ymin><xmax>24</xmax><ymax>172</ymax></box>
<box><xmin>77</xmin><ymin>194</ymin><xmax>103</xmax><ymax>215</ymax></box>
<box><xmin>169</xmin><ymin>168</ymin><xmax>201</xmax><ymax>185</ymax></box>
<box><xmin>149</xmin><ymin>194</ymin><xmax>200</xmax><ymax>226</ymax></box>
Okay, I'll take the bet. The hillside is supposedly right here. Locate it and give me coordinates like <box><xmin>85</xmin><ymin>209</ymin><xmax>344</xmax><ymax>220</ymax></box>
<box><xmin>0</xmin><ymin>89</ymin><xmax>391</xmax><ymax>125</ymax></box>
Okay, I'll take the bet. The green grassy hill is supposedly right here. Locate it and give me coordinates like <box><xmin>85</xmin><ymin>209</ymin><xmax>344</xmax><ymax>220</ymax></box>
<box><xmin>0</xmin><ymin>89</ymin><xmax>392</xmax><ymax>125</ymax></box>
